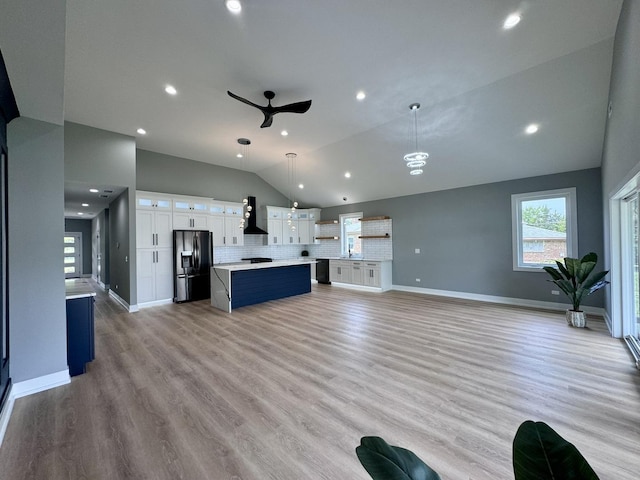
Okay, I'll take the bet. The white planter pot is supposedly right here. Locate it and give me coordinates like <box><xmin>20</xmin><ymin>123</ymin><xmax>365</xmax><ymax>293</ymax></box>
<box><xmin>566</xmin><ymin>310</ymin><xmax>586</xmax><ymax>328</ymax></box>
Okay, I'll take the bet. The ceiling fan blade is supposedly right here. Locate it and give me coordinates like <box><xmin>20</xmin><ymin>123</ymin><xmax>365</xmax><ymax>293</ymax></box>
<box><xmin>260</xmin><ymin>115</ymin><xmax>274</xmax><ymax>128</ymax></box>
<box><xmin>273</xmin><ymin>99</ymin><xmax>312</xmax><ymax>115</ymax></box>
<box><xmin>227</xmin><ymin>90</ymin><xmax>265</xmax><ymax>112</ymax></box>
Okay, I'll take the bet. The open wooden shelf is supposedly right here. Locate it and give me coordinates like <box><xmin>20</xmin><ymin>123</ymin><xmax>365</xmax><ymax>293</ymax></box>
<box><xmin>359</xmin><ymin>216</ymin><xmax>391</xmax><ymax>222</ymax></box>
<box><xmin>358</xmin><ymin>234</ymin><xmax>390</xmax><ymax>239</ymax></box>
<box><xmin>316</xmin><ymin>220</ymin><xmax>338</xmax><ymax>225</ymax></box>
<box><xmin>315</xmin><ymin>236</ymin><xmax>340</xmax><ymax>240</ymax></box>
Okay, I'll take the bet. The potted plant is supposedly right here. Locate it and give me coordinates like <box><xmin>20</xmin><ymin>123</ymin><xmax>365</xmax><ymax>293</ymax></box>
<box><xmin>542</xmin><ymin>252</ymin><xmax>609</xmax><ymax>328</ymax></box>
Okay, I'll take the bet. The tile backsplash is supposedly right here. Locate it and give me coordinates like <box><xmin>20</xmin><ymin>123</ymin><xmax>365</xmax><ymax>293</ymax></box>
<box><xmin>214</xmin><ymin>219</ymin><xmax>393</xmax><ymax>262</ymax></box>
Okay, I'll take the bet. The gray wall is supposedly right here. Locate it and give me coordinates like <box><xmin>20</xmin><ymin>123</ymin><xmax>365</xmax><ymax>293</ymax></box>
<box><xmin>601</xmin><ymin>0</ymin><xmax>640</xmax><ymax>318</ymax></box>
<box><xmin>8</xmin><ymin>117</ymin><xmax>67</xmax><ymax>382</ymax></box>
<box><xmin>323</xmin><ymin>168</ymin><xmax>604</xmax><ymax>307</ymax></box>
<box><xmin>64</xmin><ymin>218</ymin><xmax>92</xmax><ymax>275</ymax></box>
<box><xmin>109</xmin><ymin>191</ymin><xmax>130</xmax><ymax>304</ymax></box>
<box><xmin>65</xmin><ymin>122</ymin><xmax>136</xmax><ymax>305</ymax></box>
<box><xmin>137</xmin><ymin>149</ymin><xmax>289</xmax><ymax>231</ymax></box>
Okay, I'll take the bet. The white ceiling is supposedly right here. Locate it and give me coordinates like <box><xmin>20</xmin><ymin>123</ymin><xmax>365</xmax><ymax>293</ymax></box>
<box><xmin>7</xmin><ymin>0</ymin><xmax>626</xmax><ymax>212</ymax></box>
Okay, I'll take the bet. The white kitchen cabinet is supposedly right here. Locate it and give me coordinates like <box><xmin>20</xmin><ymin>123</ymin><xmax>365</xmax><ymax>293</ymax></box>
<box><xmin>363</xmin><ymin>262</ymin><xmax>380</xmax><ymax>287</ymax></box>
<box><xmin>350</xmin><ymin>261</ymin><xmax>364</xmax><ymax>285</ymax></box>
<box><xmin>136</xmin><ymin>207</ymin><xmax>173</xmax><ymax>305</ymax></box>
<box><xmin>173</xmin><ymin>197</ymin><xmax>209</xmax><ymax>230</ymax></box>
<box><xmin>297</xmin><ymin>210</ymin><xmax>311</xmax><ymax>244</ymax></box>
<box><xmin>173</xmin><ymin>212</ymin><xmax>208</xmax><ymax>230</ymax></box>
<box><xmin>224</xmin><ymin>216</ymin><xmax>244</xmax><ymax>246</ymax></box>
<box><xmin>136</xmin><ymin>247</ymin><xmax>173</xmax><ymax>304</ymax></box>
<box><xmin>136</xmin><ymin>192</ymin><xmax>172</xmax><ymax>211</ymax></box>
<box><xmin>330</xmin><ymin>260</ymin><xmax>352</xmax><ymax>283</ymax></box>
<box><xmin>136</xmin><ymin>209</ymin><xmax>173</xmax><ymax>249</ymax></box>
<box><xmin>308</xmin><ymin>209</ymin><xmax>321</xmax><ymax>243</ymax></box>
<box><xmin>267</xmin><ymin>218</ymin><xmax>284</xmax><ymax>245</ymax></box>
<box><xmin>208</xmin><ymin>214</ymin><xmax>225</xmax><ymax>247</ymax></box>
<box><xmin>266</xmin><ymin>207</ymin><xmax>284</xmax><ymax>245</ymax></box>
<box><xmin>328</xmin><ymin>259</ymin><xmax>392</xmax><ymax>291</ymax></box>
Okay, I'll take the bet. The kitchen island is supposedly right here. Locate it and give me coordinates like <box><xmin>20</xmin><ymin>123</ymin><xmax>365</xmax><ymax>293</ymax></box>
<box><xmin>65</xmin><ymin>280</ymin><xmax>96</xmax><ymax>376</ymax></box>
<box><xmin>210</xmin><ymin>259</ymin><xmax>315</xmax><ymax>312</ymax></box>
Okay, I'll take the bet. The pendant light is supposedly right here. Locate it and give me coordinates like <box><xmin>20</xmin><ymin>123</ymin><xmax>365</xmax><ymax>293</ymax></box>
<box><xmin>286</xmin><ymin>152</ymin><xmax>298</xmax><ymax>231</ymax></box>
<box><xmin>237</xmin><ymin>138</ymin><xmax>252</xmax><ymax>229</ymax></box>
<box><xmin>404</xmin><ymin>103</ymin><xmax>429</xmax><ymax>175</ymax></box>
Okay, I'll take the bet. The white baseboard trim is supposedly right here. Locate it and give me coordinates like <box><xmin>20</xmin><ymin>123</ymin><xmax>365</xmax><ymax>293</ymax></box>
<box><xmin>109</xmin><ymin>290</ymin><xmax>138</xmax><ymax>312</ymax></box>
<box><xmin>391</xmin><ymin>285</ymin><xmax>606</xmax><ymax>317</ymax></box>
<box><xmin>11</xmin><ymin>369</ymin><xmax>70</xmax><ymax>399</ymax></box>
<box><xmin>603</xmin><ymin>310</ymin><xmax>613</xmax><ymax>335</ymax></box>
<box><xmin>0</xmin><ymin>369</ymin><xmax>71</xmax><ymax>447</ymax></box>
<box><xmin>138</xmin><ymin>298</ymin><xmax>173</xmax><ymax>309</ymax></box>
<box><xmin>329</xmin><ymin>282</ymin><xmax>388</xmax><ymax>293</ymax></box>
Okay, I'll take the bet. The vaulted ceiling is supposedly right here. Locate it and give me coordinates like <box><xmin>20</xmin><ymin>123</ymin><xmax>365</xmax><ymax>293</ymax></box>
<box><xmin>3</xmin><ymin>0</ymin><xmax>625</xmax><ymax>209</ymax></box>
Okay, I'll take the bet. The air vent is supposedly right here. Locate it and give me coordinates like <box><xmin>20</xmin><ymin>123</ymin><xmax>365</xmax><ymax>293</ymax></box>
<box><xmin>100</xmin><ymin>194</ymin><xmax>109</xmax><ymax>198</ymax></box>
<box><xmin>103</xmin><ymin>189</ymin><xmax>113</xmax><ymax>193</ymax></box>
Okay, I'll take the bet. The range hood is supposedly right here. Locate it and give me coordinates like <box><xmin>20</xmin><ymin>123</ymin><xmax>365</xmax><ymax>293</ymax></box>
<box><xmin>244</xmin><ymin>196</ymin><xmax>268</xmax><ymax>235</ymax></box>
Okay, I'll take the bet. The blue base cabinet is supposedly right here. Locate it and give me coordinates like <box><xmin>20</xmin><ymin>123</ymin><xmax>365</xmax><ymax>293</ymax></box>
<box><xmin>66</xmin><ymin>295</ymin><xmax>95</xmax><ymax>376</ymax></box>
<box><xmin>231</xmin><ymin>264</ymin><xmax>311</xmax><ymax>309</ymax></box>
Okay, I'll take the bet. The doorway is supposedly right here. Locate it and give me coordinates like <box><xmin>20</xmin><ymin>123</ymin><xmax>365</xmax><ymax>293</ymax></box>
<box><xmin>64</xmin><ymin>232</ymin><xmax>83</xmax><ymax>278</ymax></box>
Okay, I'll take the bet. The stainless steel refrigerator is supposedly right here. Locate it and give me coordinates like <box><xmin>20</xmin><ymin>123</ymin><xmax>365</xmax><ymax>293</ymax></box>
<box><xmin>173</xmin><ymin>230</ymin><xmax>213</xmax><ymax>303</ymax></box>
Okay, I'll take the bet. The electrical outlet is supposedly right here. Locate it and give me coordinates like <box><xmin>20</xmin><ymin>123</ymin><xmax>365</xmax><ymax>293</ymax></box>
<box><xmin>415</xmin><ymin>248</ymin><xmax>420</xmax><ymax>254</ymax></box>
<box><xmin>416</xmin><ymin>278</ymin><xmax>421</xmax><ymax>282</ymax></box>
<box><xmin>551</xmin><ymin>290</ymin><xmax>560</xmax><ymax>295</ymax></box>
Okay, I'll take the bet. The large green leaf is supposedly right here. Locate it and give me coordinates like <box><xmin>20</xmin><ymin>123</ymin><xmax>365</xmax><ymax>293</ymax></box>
<box><xmin>575</xmin><ymin>261</ymin><xmax>596</xmax><ymax>284</ymax></box>
<box><xmin>513</xmin><ymin>421</ymin><xmax>599</xmax><ymax>480</ymax></box>
<box><xmin>543</xmin><ymin>266</ymin><xmax>563</xmax><ymax>281</ymax></box>
<box><xmin>564</xmin><ymin>257</ymin><xmax>580</xmax><ymax>278</ymax></box>
<box><xmin>581</xmin><ymin>252</ymin><xmax>598</xmax><ymax>264</ymax></box>
<box><xmin>556</xmin><ymin>260</ymin><xmax>571</xmax><ymax>280</ymax></box>
<box><xmin>582</xmin><ymin>270</ymin><xmax>610</xmax><ymax>293</ymax></box>
<box><xmin>356</xmin><ymin>436</ymin><xmax>441</xmax><ymax>480</ymax></box>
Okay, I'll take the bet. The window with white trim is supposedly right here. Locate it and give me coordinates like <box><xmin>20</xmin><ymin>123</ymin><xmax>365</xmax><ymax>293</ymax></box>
<box><xmin>511</xmin><ymin>188</ymin><xmax>577</xmax><ymax>271</ymax></box>
<box><xmin>340</xmin><ymin>212</ymin><xmax>362</xmax><ymax>257</ymax></box>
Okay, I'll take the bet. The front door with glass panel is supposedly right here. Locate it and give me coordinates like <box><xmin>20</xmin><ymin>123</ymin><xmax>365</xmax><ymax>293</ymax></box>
<box><xmin>64</xmin><ymin>232</ymin><xmax>82</xmax><ymax>278</ymax></box>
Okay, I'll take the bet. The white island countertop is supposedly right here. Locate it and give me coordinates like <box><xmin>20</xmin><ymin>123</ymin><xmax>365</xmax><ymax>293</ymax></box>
<box><xmin>212</xmin><ymin>259</ymin><xmax>316</xmax><ymax>272</ymax></box>
<box><xmin>65</xmin><ymin>280</ymin><xmax>97</xmax><ymax>300</ymax></box>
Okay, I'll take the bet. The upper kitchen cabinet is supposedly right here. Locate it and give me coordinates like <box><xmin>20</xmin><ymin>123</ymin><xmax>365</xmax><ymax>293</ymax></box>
<box><xmin>266</xmin><ymin>206</ymin><xmax>321</xmax><ymax>245</ymax></box>
<box><xmin>173</xmin><ymin>196</ymin><xmax>209</xmax><ymax>230</ymax></box>
<box><xmin>136</xmin><ymin>191</ymin><xmax>172</xmax><ymax>211</ymax></box>
<box><xmin>266</xmin><ymin>207</ymin><xmax>284</xmax><ymax>246</ymax></box>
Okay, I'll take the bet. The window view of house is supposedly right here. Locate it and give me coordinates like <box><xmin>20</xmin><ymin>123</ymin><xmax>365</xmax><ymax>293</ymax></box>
<box><xmin>512</xmin><ymin>189</ymin><xmax>576</xmax><ymax>270</ymax></box>
<box><xmin>520</xmin><ymin>198</ymin><xmax>567</xmax><ymax>264</ymax></box>
<box><xmin>340</xmin><ymin>213</ymin><xmax>362</xmax><ymax>256</ymax></box>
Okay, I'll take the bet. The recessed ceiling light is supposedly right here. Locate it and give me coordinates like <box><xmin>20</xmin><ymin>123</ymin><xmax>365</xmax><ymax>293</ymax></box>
<box><xmin>356</xmin><ymin>91</ymin><xmax>366</xmax><ymax>101</ymax></box>
<box><xmin>345</xmin><ymin>172</ymin><xmax>351</xmax><ymax>178</ymax></box>
<box><xmin>77</xmin><ymin>212</ymin><xmax>84</xmax><ymax>216</ymax></box>
<box><xmin>281</xmin><ymin>130</ymin><xmax>289</xmax><ymax>136</ymax></box>
<box><xmin>503</xmin><ymin>13</ymin><xmax>521</xmax><ymax>29</ymax></box>
<box><xmin>225</xmin><ymin>0</ymin><xmax>242</xmax><ymax>14</ymax></box>
<box><xmin>82</xmin><ymin>203</ymin><xmax>89</xmax><ymax>207</ymax></box>
<box><xmin>525</xmin><ymin>123</ymin><xmax>539</xmax><ymax>135</ymax></box>
<box><xmin>89</xmin><ymin>188</ymin><xmax>99</xmax><ymax>193</ymax></box>
<box><xmin>236</xmin><ymin>153</ymin><xmax>243</xmax><ymax>158</ymax></box>
<box><xmin>136</xmin><ymin>128</ymin><xmax>147</xmax><ymax>135</ymax></box>
<box><xmin>164</xmin><ymin>85</ymin><xmax>177</xmax><ymax>95</ymax></box>
<box><xmin>298</xmin><ymin>184</ymin><xmax>304</xmax><ymax>189</ymax></box>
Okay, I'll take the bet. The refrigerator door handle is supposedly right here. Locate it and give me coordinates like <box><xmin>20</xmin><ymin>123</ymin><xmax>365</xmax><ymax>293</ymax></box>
<box><xmin>193</xmin><ymin>234</ymin><xmax>199</xmax><ymax>270</ymax></box>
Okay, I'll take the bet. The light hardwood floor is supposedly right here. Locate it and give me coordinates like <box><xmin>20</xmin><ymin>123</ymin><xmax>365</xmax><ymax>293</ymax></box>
<box><xmin>1</xmin><ymin>284</ymin><xmax>639</xmax><ymax>479</ymax></box>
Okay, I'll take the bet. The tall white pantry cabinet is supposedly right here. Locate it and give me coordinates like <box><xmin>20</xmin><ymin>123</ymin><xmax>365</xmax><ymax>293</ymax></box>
<box><xmin>136</xmin><ymin>192</ymin><xmax>174</xmax><ymax>305</ymax></box>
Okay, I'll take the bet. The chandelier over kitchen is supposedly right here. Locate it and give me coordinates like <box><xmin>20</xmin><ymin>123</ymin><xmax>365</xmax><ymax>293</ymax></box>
<box><xmin>404</xmin><ymin>103</ymin><xmax>429</xmax><ymax>176</ymax></box>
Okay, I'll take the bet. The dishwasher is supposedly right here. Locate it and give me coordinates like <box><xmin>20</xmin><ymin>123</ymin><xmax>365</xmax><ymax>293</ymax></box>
<box><xmin>316</xmin><ymin>258</ymin><xmax>331</xmax><ymax>284</ymax></box>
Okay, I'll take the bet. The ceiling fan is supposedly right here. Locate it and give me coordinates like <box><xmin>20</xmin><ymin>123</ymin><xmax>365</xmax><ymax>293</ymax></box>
<box><xmin>227</xmin><ymin>90</ymin><xmax>312</xmax><ymax>128</ymax></box>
